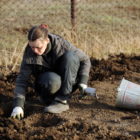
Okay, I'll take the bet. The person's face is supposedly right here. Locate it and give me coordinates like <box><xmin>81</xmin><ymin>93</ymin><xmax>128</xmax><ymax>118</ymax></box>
<box><xmin>29</xmin><ymin>38</ymin><xmax>50</xmax><ymax>55</ymax></box>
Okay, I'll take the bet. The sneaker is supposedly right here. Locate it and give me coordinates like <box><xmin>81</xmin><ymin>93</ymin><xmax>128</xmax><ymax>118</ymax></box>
<box><xmin>44</xmin><ymin>101</ymin><xmax>69</xmax><ymax>113</ymax></box>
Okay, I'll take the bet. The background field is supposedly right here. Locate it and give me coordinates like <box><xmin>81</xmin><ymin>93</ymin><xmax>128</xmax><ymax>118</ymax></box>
<box><xmin>0</xmin><ymin>0</ymin><xmax>140</xmax><ymax>70</ymax></box>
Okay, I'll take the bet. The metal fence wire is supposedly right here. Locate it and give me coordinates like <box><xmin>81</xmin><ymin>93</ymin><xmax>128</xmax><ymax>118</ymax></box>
<box><xmin>0</xmin><ymin>0</ymin><xmax>140</xmax><ymax>68</ymax></box>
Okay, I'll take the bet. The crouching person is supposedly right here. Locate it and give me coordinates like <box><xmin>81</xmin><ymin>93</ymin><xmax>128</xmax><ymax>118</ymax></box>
<box><xmin>11</xmin><ymin>24</ymin><xmax>91</xmax><ymax>119</ymax></box>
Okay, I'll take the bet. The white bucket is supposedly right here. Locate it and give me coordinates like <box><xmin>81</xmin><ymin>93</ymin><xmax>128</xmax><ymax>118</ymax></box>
<box><xmin>116</xmin><ymin>78</ymin><xmax>140</xmax><ymax>110</ymax></box>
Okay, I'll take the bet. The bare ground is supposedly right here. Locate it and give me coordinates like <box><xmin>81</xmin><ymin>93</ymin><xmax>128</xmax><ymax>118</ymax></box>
<box><xmin>0</xmin><ymin>54</ymin><xmax>140</xmax><ymax>140</ymax></box>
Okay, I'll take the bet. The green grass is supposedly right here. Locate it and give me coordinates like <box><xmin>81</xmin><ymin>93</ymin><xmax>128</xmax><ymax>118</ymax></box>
<box><xmin>0</xmin><ymin>0</ymin><xmax>140</xmax><ymax>70</ymax></box>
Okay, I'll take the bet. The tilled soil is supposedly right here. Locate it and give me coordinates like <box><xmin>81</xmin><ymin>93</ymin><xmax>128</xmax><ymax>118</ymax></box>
<box><xmin>0</xmin><ymin>54</ymin><xmax>140</xmax><ymax>140</ymax></box>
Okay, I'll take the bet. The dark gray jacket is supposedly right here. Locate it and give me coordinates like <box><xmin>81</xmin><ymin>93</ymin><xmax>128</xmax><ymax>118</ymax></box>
<box><xmin>14</xmin><ymin>33</ymin><xmax>91</xmax><ymax>108</ymax></box>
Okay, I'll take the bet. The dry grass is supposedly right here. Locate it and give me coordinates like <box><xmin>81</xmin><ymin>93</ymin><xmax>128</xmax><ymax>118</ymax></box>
<box><xmin>0</xmin><ymin>40</ymin><xmax>26</xmax><ymax>71</ymax></box>
<box><xmin>0</xmin><ymin>0</ymin><xmax>140</xmax><ymax>70</ymax></box>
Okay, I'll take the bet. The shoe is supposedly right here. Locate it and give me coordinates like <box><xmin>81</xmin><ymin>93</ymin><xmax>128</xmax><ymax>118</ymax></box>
<box><xmin>44</xmin><ymin>101</ymin><xmax>69</xmax><ymax>114</ymax></box>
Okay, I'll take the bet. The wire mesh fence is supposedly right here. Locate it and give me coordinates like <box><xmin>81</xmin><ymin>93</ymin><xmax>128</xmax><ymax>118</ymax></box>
<box><xmin>0</xmin><ymin>0</ymin><xmax>140</xmax><ymax>69</ymax></box>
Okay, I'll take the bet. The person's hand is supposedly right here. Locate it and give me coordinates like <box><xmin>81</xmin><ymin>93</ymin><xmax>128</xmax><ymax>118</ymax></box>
<box><xmin>79</xmin><ymin>83</ymin><xmax>87</xmax><ymax>94</ymax></box>
<box><xmin>11</xmin><ymin>106</ymin><xmax>24</xmax><ymax>120</ymax></box>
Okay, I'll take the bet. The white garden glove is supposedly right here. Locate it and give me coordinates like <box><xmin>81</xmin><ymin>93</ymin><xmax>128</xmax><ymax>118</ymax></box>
<box><xmin>79</xmin><ymin>83</ymin><xmax>87</xmax><ymax>94</ymax></box>
<box><xmin>11</xmin><ymin>106</ymin><xmax>24</xmax><ymax>120</ymax></box>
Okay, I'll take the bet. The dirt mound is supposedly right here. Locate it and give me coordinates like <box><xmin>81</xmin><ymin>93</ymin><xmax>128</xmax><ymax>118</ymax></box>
<box><xmin>90</xmin><ymin>54</ymin><xmax>140</xmax><ymax>82</ymax></box>
<box><xmin>0</xmin><ymin>55</ymin><xmax>140</xmax><ymax>140</ymax></box>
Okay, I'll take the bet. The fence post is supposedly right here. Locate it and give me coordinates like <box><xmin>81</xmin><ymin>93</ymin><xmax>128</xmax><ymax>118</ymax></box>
<box><xmin>71</xmin><ymin>0</ymin><xmax>77</xmax><ymax>31</ymax></box>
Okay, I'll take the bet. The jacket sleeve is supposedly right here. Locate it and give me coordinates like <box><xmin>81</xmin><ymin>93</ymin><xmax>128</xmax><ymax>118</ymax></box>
<box><xmin>74</xmin><ymin>48</ymin><xmax>91</xmax><ymax>85</ymax></box>
<box><xmin>13</xmin><ymin>55</ymin><xmax>32</xmax><ymax>109</ymax></box>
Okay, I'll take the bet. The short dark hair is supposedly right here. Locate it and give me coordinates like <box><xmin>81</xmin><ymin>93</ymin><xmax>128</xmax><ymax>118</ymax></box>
<box><xmin>28</xmin><ymin>24</ymin><xmax>48</xmax><ymax>41</ymax></box>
